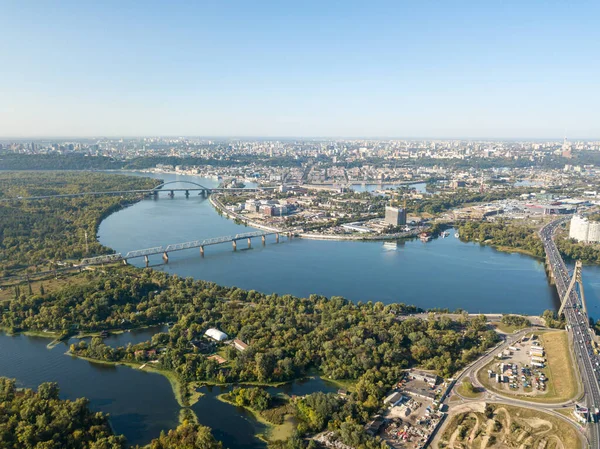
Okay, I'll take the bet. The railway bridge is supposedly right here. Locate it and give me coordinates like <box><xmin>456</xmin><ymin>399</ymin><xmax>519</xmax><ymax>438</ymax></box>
<box><xmin>80</xmin><ymin>229</ymin><xmax>295</xmax><ymax>267</ymax></box>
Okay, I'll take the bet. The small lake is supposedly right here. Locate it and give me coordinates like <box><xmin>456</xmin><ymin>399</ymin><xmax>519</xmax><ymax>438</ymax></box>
<box><xmin>0</xmin><ymin>330</ymin><xmax>179</xmax><ymax>447</ymax></box>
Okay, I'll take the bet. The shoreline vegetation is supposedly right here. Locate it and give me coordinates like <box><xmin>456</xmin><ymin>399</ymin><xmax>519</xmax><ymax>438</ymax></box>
<box><xmin>217</xmin><ymin>392</ymin><xmax>297</xmax><ymax>443</ymax></box>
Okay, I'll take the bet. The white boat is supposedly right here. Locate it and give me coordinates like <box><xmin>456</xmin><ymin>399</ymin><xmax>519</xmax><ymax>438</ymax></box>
<box><xmin>383</xmin><ymin>242</ymin><xmax>397</xmax><ymax>250</ymax></box>
<box><xmin>454</xmin><ymin>232</ymin><xmax>459</xmax><ymax>238</ymax></box>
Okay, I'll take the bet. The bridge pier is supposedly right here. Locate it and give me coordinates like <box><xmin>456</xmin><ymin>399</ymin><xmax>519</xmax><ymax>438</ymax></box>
<box><xmin>163</xmin><ymin>252</ymin><xmax>169</xmax><ymax>263</ymax></box>
<box><xmin>185</xmin><ymin>190</ymin><xmax>190</xmax><ymax>197</ymax></box>
<box><xmin>247</xmin><ymin>238</ymin><xmax>252</xmax><ymax>248</ymax></box>
<box><xmin>262</xmin><ymin>235</ymin><xmax>266</xmax><ymax>245</ymax></box>
<box><xmin>152</xmin><ymin>191</ymin><xmax>158</xmax><ymax>199</ymax></box>
<box><xmin>275</xmin><ymin>233</ymin><xmax>279</xmax><ymax>243</ymax></box>
<box><xmin>200</xmin><ymin>246</ymin><xmax>204</xmax><ymax>257</ymax></box>
<box><xmin>232</xmin><ymin>240</ymin><xmax>237</xmax><ymax>251</ymax></box>
<box><xmin>144</xmin><ymin>255</ymin><xmax>149</xmax><ymax>267</ymax></box>
<box><xmin>545</xmin><ymin>256</ymin><xmax>555</xmax><ymax>284</ymax></box>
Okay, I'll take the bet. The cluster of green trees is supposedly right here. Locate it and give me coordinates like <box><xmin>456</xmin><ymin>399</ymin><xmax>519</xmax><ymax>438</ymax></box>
<box><xmin>293</xmin><ymin>392</ymin><xmax>385</xmax><ymax>449</ymax></box>
<box><xmin>0</xmin><ymin>377</ymin><xmax>123</xmax><ymax>449</ymax></box>
<box><xmin>0</xmin><ymin>377</ymin><xmax>224</xmax><ymax>449</ymax></box>
<box><xmin>456</xmin><ymin>221</ymin><xmax>545</xmax><ymax>257</ymax></box>
<box><xmin>222</xmin><ymin>387</ymin><xmax>272</xmax><ymax>411</ymax></box>
<box><xmin>500</xmin><ymin>315</ymin><xmax>531</xmax><ymax>329</ymax></box>
<box><xmin>3</xmin><ymin>269</ymin><xmax>498</xmax><ymax>384</ymax></box>
<box><xmin>0</xmin><ymin>172</ymin><xmax>158</xmax><ymax>276</ymax></box>
<box><xmin>556</xmin><ymin>237</ymin><xmax>600</xmax><ymax>264</ymax></box>
<box><xmin>542</xmin><ymin>310</ymin><xmax>566</xmax><ymax>329</ymax></box>
<box><xmin>0</xmin><ymin>153</ymin><xmax>304</xmax><ymax>171</ymax></box>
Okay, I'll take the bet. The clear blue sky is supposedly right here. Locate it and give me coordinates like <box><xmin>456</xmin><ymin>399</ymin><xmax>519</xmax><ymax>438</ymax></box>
<box><xmin>1</xmin><ymin>1</ymin><xmax>599</xmax><ymax>138</ymax></box>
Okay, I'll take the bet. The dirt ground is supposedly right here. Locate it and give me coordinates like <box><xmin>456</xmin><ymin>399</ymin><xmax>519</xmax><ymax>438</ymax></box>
<box><xmin>436</xmin><ymin>403</ymin><xmax>580</xmax><ymax>449</ymax></box>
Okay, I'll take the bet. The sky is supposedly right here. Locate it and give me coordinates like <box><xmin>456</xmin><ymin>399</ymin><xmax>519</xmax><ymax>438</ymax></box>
<box><xmin>1</xmin><ymin>1</ymin><xmax>599</xmax><ymax>139</ymax></box>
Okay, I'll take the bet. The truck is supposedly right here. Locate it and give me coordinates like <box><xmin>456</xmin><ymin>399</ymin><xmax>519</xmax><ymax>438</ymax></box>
<box><xmin>532</xmin><ymin>362</ymin><xmax>544</xmax><ymax>368</ymax></box>
<box><xmin>531</xmin><ymin>356</ymin><xmax>546</xmax><ymax>363</ymax></box>
<box><xmin>508</xmin><ymin>346</ymin><xmax>518</xmax><ymax>351</ymax></box>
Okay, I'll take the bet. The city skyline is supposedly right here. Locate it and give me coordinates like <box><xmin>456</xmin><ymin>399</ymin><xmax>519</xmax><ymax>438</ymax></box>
<box><xmin>1</xmin><ymin>1</ymin><xmax>599</xmax><ymax>138</ymax></box>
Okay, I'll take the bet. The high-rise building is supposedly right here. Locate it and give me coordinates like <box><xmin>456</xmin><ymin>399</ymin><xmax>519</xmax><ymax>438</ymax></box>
<box><xmin>385</xmin><ymin>206</ymin><xmax>406</xmax><ymax>226</ymax></box>
<box><xmin>569</xmin><ymin>215</ymin><xmax>600</xmax><ymax>243</ymax></box>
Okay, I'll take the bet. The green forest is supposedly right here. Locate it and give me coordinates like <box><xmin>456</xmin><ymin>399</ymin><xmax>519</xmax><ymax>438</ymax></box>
<box><xmin>456</xmin><ymin>220</ymin><xmax>545</xmax><ymax>257</ymax></box>
<box><xmin>2</xmin><ymin>268</ymin><xmax>498</xmax><ymax>383</ymax></box>
<box><xmin>0</xmin><ymin>377</ymin><xmax>221</xmax><ymax>449</ymax></box>
<box><xmin>556</xmin><ymin>236</ymin><xmax>600</xmax><ymax>264</ymax></box>
<box><xmin>0</xmin><ymin>171</ymin><xmax>158</xmax><ymax>276</ymax></box>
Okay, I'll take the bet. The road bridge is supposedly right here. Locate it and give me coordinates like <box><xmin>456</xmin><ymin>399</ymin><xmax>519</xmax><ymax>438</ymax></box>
<box><xmin>541</xmin><ymin>217</ymin><xmax>600</xmax><ymax>447</ymax></box>
<box><xmin>80</xmin><ymin>229</ymin><xmax>294</xmax><ymax>267</ymax></box>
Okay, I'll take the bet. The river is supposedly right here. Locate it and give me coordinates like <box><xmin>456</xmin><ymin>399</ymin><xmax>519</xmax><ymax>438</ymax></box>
<box><xmin>98</xmin><ymin>172</ymin><xmax>572</xmax><ymax>315</ymax></box>
<box><xmin>3</xmin><ymin>170</ymin><xmax>600</xmax><ymax>447</ymax></box>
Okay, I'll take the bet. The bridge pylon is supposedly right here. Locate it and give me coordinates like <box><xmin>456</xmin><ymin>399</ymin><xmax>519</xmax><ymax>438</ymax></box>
<box><xmin>558</xmin><ymin>260</ymin><xmax>587</xmax><ymax>316</ymax></box>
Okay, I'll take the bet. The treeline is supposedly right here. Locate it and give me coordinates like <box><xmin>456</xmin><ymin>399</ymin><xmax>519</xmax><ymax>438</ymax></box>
<box><xmin>0</xmin><ymin>377</ymin><xmax>221</xmax><ymax>449</ymax></box>
<box><xmin>456</xmin><ymin>221</ymin><xmax>545</xmax><ymax>258</ymax></box>
<box><xmin>500</xmin><ymin>315</ymin><xmax>531</xmax><ymax>329</ymax></box>
<box><xmin>556</xmin><ymin>237</ymin><xmax>600</xmax><ymax>265</ymax></box>
<box><xmin>0</xmin><ymin>153</ymin><xmax>304</xmax><ymax>170</ymax></box>
<box><xmin>3</xmin><ymin>269</ymin><xmax>498</xmax><ymax>383</ymax></box>
<box><xmin>2</xmin><ymin>151</ymin><xmax>581</xmax><ymax>173</ymax></box>
<box><xmin>0</xmin><ymin>172</ymin><xmax>158</xmax><ymax>276</ymax></box>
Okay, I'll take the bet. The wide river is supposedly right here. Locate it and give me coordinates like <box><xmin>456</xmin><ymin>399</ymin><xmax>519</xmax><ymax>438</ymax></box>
<box><xmin>98</xmin><ymin>172</ymin><xmax>579</xmax><ymax>315</ymax></box>
<box><xmin>3</xmin><ymin>170</ymin><xmax>600</xmax><ymax>448</ymax></box>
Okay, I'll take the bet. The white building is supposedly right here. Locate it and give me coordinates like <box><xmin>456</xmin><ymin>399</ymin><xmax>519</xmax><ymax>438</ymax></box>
<box><xmin>569</xmin><ymin>215</ymin><xmax>600</xmax><ymax>243</ymax></box>
<box><xmin>204</xmin><ymin>328</ymin><xmax>228</xmax><ymax>341</ymax></box>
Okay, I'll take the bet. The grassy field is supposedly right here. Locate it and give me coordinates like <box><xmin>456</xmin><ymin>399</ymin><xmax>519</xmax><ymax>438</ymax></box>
<box><xmin>456</xmin><ymin>380</ymin><xmax>484</xmax><ymax>399</ymax></box>
<box><xmin>438</xmin><ymin>403</ymin><xmax>581</xmax><ymax>449</ymax></box>
<box><xmin>476</xmin><ymin>331</ymin><xmax>578</xmax><ymax>404</ymax></box>
<box><xmin>0</xmin><ymin>273</ymin><xmax>91</xmax><ymax>301</ymax></box>
<box><xmin>538</xmin><ymin>331</ymin><xmax>579</xmax><ymax>403</ymax></box>
<box><xmin>491</xmin><ymin>322</ymin><xmax>522</xmax><ymax>334</ymax></box>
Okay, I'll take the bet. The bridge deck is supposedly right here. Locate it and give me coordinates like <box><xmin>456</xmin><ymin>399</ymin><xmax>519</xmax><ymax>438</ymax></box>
<box><xmin>79</xmin><ymin>230</ymin><xmax>286</xmax><ymax>265</ymax></box>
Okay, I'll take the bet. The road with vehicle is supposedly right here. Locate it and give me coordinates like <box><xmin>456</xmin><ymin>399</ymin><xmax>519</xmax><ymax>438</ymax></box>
<box><xmin>540</xmin><ymin>217</ymin><xmax>600</xmax><ymax>448</ymax></box>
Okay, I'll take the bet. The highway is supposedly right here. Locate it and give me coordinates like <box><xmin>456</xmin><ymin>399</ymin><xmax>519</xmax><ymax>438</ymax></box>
<box><xmin>540</xmin><ymin>217</ymin><xmax>600</xmax><ymax>448</ymax></box>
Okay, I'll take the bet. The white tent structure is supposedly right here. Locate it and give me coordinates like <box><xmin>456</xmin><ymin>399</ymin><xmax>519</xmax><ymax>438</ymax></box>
<box><xmin>204</xmin><ymin>328</ymin><xmax>228</xmax><ymax>341</ymax></box>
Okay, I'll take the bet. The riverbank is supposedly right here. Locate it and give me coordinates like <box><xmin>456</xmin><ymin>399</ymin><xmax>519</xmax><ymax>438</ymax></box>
<box><xmin>211</xmin><ymin>191</ymin><xmax>429</xmax><ymax>242</ymax></box>
<box><xmin>453</xmin><ymin>236</ymin><xmax>543</xmax><ymax>259</ymax></box>
<box><xmin>66</xmin><ymin>352</ymin><xmax>201</xmax><ymax>419</ymax></box>
<box><xmin>210</xmin><ymin>194</ymin><xmax>282</xmax><ymax>233</ymax></box>
<box><xmin>217</xmin><ymin>393</ymin><xmax>296</xmax><ymax>442</ymax></box>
